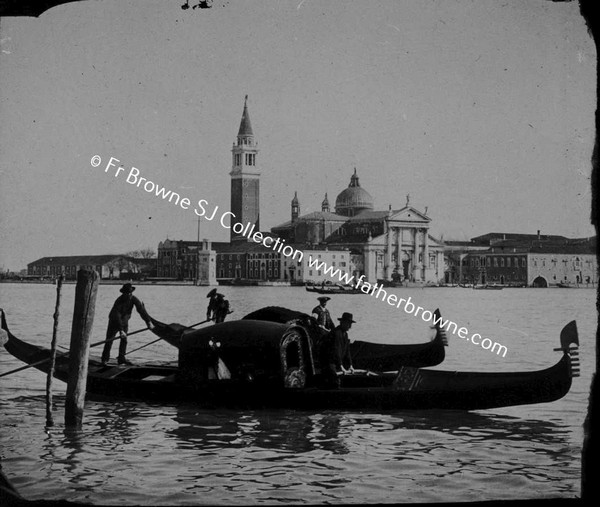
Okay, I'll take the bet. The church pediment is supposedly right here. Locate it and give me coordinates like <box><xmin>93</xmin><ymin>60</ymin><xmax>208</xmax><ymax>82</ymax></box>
<box><xmin>389</xmin><ymin>206</ymin><xmax>431</xmax><ymax>224</ymax></box>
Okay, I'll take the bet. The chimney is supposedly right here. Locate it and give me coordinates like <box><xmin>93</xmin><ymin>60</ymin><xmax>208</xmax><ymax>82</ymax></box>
<box><xmin>537</xmin><ymin>230</ymin><xmax>540</xmax><ymax>240</ymax></box>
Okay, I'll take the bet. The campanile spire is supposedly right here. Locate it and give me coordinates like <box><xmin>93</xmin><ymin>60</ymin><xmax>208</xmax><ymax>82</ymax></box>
<box><xmin>230</xmin><ymin>95</ymin><xmax>260</xmax><ymax>242</ymax></box>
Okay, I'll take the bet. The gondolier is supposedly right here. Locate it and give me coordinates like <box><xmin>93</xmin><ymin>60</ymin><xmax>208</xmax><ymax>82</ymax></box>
<box><xmin>311</xmin><ymin>296</ymin><xmax>334</xmax><ymax>336</ymax></box>
<box><xmin>320</xmin><ymin>312</ymin><xmax>356</xmax><ymax>388</ymax></box>
<box><xmin>213</xmin><ymin>293</ymin><xmax>231</xmax><ymax>324</ymax></box>
<box><xmin>206</xmin><ymin>288</ymin><xmax>219</xmax><ymax>320</ymax></box>
<box><xmin>101</xmin><ymin>283</ymin><xmax>153</xmax><ymax>365</ymax></box>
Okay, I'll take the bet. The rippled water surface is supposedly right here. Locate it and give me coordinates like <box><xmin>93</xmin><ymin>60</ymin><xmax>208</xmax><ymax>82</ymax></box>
<box><xmin>0</xmin><ymin>283</ymin><xmax>595</xmax><ymax>504</ymax></box>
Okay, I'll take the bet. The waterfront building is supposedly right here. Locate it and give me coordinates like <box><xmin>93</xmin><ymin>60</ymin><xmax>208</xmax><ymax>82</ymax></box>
<box><xmin>281</xmin><ymin>247</ymin><xmax>351</xmax><ymax>284</ymax></box>
<box><xmin>215</xmin><ymin>241</ymin><xmax>279</xmax><ymax>282</ymax></box>
<box><xmin>27</xmin><ymin>255</ymin><xmax>145</xmax><ymax>280</ymax></box>
<box><xmin>442</xmin><ymin>240</ymin><xmax>490</xmax><ymax>284</ymax></box>
<box><xmin>156</xmin><ymin>239</ymin><xmax>217</xmax><ymax>284</ymax></box>
<box><xmin>459</xmin><ymin>233</ymin><xmax>597</xmax><ymax>286</ymax></box>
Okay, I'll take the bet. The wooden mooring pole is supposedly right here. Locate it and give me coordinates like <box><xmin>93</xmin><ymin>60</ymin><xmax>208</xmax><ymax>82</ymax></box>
<box><xmin>45</xmin><ymin>274</ymin><xmax>64</xmax><ymax>427</ymax></box>
<box><xmin>65</xmin><ymin>269</ymin><xmax>99</xmax><ymax>429</ymax></box>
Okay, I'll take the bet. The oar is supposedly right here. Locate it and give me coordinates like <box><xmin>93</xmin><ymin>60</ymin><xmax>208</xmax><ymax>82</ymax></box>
<box><xmin>1</xmin><ymin>313</ymin><xmax>230</xmax><ymax>378</ymax></box>
<box><xmin>88</xmin><ymin>324</ymin><xmax>155</xmax><ymax>349</ymax></box>
<box><xmin>0</xmin><ymin>322</ymin><xmax>157</xmax><ymax>379</ymax></box>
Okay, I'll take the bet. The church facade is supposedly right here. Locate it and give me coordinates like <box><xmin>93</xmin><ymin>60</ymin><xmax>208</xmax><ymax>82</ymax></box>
<box><xmin>272</xmin><ymin>170</ymin><xmax>445</xmax><ymax>284</ymax></box>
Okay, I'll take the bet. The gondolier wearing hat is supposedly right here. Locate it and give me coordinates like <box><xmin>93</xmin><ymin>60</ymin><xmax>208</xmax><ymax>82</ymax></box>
<box><xmin>320</xmin><ymin>312</ymin><xmax>356</xmax><ymax>388</ymax></box>
<box><xmin>206</xmin><ymin>288</ymin><xmax>219</xmax><ymax>321</ymax></box>
<box><xmin>101</xmin><ymin>283</ymin><xmax>153</xmax><ymax>366</ymax></box>
<box><xmin>207</xmin><ymin>289</ymin><xmax>231</xmax><ymax>324</ymax></box>
<box><xmin>311</xmin><ymin>296</ymin><xmax>334</xmax><ymax>337</ymax></box>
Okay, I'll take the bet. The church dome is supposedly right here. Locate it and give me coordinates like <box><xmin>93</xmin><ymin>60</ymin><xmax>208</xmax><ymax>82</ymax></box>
<box><xmin>335</xmin><ymin>169</ymin><xmax>374</xmax><ymax>216</ymax></box>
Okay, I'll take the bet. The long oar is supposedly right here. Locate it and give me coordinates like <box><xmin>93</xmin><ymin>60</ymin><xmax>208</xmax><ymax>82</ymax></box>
<box><xmin>0</xmin><ymin>332</ymin><xmax>126</xmax><ymax>379</ymax></box>
<box><xmin>0</xmin><ymin>317</ymin><xmax>216</xmax><ymax>378</ymax></box>
<box><xmin>0</xmin><ymin>321</ymin><xmax>157</xmax><ymax>379</ymax></box>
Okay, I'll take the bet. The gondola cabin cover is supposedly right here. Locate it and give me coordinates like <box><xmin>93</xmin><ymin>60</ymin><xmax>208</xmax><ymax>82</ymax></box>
<box><xmin>177</xmin><ymin>320</ymin><xmax>314</xmax><ymax>389</ymax></box>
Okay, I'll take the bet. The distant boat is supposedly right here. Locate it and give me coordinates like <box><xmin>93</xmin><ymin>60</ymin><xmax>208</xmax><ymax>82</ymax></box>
<box><xmin>556</xmin><ymin>282</ymin><xmax>575</xmax><ymax>288</ymax></box>
<box><xmin>305</xmin><ymin>283</ymin><xmax>363</xmax><ymax>295</ymax></box>
<box><xmin>256</xmin><ymin>280</ymin><xmax>291</xmax><ymax>287</ymax></box>
<box><xmin>473</xmin><ymin>285</ymin><xmax>504</xmax><ymax>290</ymax></box>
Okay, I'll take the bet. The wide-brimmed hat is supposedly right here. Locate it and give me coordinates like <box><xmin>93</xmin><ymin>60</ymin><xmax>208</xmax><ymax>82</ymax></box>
<box><xmin>317</xmin><ymin>296</ymin><xmax>331</xmax><ymax>302</ymax></box>
<box><xmin>120</xmin><ymin>283</ymin><xmax>135</xmax><ymax>294</ymax></box>
<box><xmin>207</xmin><ymin>288</ymin><xmax>218</xmax><ymax>298</ymax></box>
<box><xmin>338</xmin><ymin>312</ymin><xmax>356</xmax><ymax>323</ymax></box>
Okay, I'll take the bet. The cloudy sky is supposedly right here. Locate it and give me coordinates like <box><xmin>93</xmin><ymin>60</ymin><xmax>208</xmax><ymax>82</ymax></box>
<box><xmin>0</xmin><ymin>0</ymin><xmax>595</xmax><ymax>271</ymax></box>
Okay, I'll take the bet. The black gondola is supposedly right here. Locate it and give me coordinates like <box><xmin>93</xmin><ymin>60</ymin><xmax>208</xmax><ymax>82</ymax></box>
<box><xmin>1</xmin><ymin>308</ymin><xmax>579</xmax><ymax>411</ymax></box>
<box><xmin>149</xmin><ymin>306</ymin><xmax>448</xmax><ymax>370</ymax></box>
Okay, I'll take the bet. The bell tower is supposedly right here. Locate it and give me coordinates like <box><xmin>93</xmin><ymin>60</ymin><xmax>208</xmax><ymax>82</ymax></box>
<box><xmin>230</xmin><ymin>95</ymin><xmax>260</xmax><ymax>242</ymax></box>
<box><xmin>291</xmin><ymin>192</ymin><xmax>300</xmax><ymax>223</ymax></box>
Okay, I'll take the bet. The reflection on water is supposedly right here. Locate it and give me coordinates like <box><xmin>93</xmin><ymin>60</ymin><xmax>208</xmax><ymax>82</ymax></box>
<box><xmin>0</xmin><ymin>394</ymin><xmax>583</xmax><ymax>504</ymax></box>
<box><xmin>0</xmin><ymin>284</ymin><xmax>593</xmax><ymax>503</ymax></box>
<box><xmin>6</xmin><ymin>397</ymin><xmax>584</xmax><ymax>503</ymax></box>
<box><xmin>169</xmin><ymin>408</ymin><xmax>349</xmax><ymax>454</ymax></box>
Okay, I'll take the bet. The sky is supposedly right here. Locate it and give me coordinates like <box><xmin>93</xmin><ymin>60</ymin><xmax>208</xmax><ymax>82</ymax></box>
<box><xmin>0</xmin><ymin>0</ymin><xmax>596</xmax><ymax>271</ymax></box>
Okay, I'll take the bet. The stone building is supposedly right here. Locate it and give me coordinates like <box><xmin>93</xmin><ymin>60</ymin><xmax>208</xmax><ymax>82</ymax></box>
<box><xmin>156</xmin><ymin>239</ymin><xmax>217</xmax><ymax>284</ymax></box>
<box><xmin>459</xmin><ymin>234</ymin><xmax>597</xmax><ymax>287</ymax></box>
<box><xmin>272</xmin><ymin>171</ymin><xmax>444</xmax><ymax>284</ymax></box>
<box><xmin>27</xmin><ymin>255</ymin><xmax>144</xmax><ymax>280</ymax></box>
<box><xmin>281</xmin><ymin>247</ymin><xmax>352</xmax><ymax>284</ymax></box>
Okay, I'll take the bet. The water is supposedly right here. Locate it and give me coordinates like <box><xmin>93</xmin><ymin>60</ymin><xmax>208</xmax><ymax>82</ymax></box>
<box><xmin>0</xmin><ymin>283</ymin><xmax>595</xmax><ymax>504</ymax></box>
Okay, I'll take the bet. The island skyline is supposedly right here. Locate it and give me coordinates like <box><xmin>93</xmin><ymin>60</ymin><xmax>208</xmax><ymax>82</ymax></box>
<box><xmin>0</xmin><ymin>0</ymin><xmax>595</xmax><ymax>272</ymax></box>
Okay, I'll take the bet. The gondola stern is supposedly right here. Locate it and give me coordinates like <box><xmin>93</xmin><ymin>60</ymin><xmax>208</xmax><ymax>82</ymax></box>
<box><xmin>554</xmin><ymin>320</ymin><xmax>580</xmax><ymax>378</ymax></box>
<box><xmin>0</xmin><ymin>308</ymin><xmax>12</xmax><ymax>347</ymax></box>
<box><xmin>559</xmin><ymin>320</ymin><xmax>579</xmax><ymax>349</ymax></box>
<box><xmin>431</xmin><ymin>308</ymin><xmax>449</xmax><ymax>347</ymax></box>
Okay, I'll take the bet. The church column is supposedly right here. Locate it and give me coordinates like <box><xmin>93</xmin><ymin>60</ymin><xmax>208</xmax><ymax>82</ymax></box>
<box><xmin>385</xmin><ymin>221</ymin><xmax>393</xmax><ymax>280</ymax></box>
<box><xmin>366</xmin><ymin>247</ymin><xmax>376</xmax><ymax>283</ymax></box>
<box><xmin>413</xmin><ymin>228</ymin><xmax>419</xmax><ymax>282</ymax></box>
<box><xmin>396</xmin><ymin>227</ymin><xmax>402</xmax><ymax>275</ymax></box>
<box><xmin>423</xmin><ymin>229</ymin><xmax>429</xmax><ymax>282</ymax></box>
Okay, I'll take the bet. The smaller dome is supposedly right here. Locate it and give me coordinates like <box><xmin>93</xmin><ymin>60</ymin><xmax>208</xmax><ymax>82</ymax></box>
<box><xmin>335</xmin><ymin>169</ymin><xmax>374</xmax><ymax>217</ymax></box>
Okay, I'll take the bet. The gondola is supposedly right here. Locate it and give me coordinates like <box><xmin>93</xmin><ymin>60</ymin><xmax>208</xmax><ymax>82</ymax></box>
<box><xmin>556</xmin><ymin>282</ymin><xmax>575</xmax><ymax>288</ymax></box>
<box><xmin>149</xmin><ymin>306</ymin><xmax>448</xmax><ymax>370</ymax></box>
<box><xmin>0</xmin><ymin>308</ymin><xmax>580</xmax><ymax>411</ymax></box>
<box><xmin>305</xmin><ymin>284</ymin><xmax>363</xmax><ymax>295</ymax></box>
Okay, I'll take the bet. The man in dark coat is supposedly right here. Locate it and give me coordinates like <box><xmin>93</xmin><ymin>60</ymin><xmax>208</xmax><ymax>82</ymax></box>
<box><xmin>207</xmin><ymin>289</ymin><xmax>231</xmax><ymax>324</ymax></box>
<box><xmin>311</xmin><ymin>296</ymin><xmax>334</xmax><ymax>337</ymax></box>
<box><xmin>206</xmin><ymin>288</ymin><xmax>219</xmax><ymax>320</ymax></box>
<box><xmin>101</xmin><ymin>283</ymin><xmax>153</xmax><ymax>365</ymax></box>
<box><xmin>320</xmin><ymin>312</ymin><xmax>356</xmax><ymax>388</ymax></box>
<box><xmin>213</xmin><ymin>293</ymin><xmax>231</xmax><ymax>324</ymax></box>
